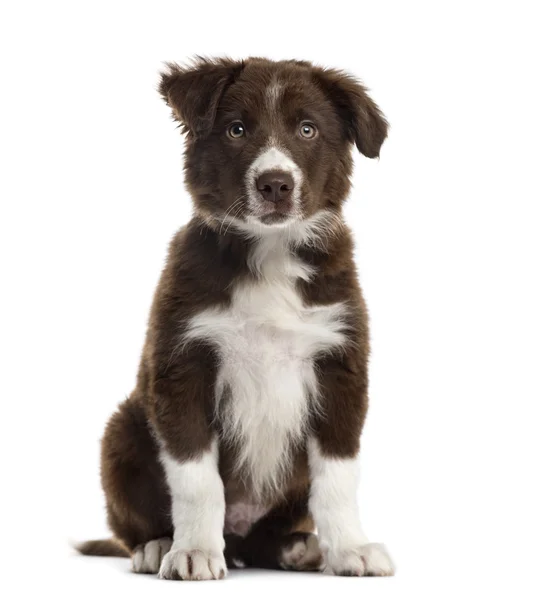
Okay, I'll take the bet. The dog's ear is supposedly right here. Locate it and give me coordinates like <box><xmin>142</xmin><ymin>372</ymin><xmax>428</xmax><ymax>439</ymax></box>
<box><xmin>313</xmin><ymin>68</ymin><xmax>388</xmax><ymax>158</ymax></box>
<box><xmin>159</xmin><ymin>57</ymin><xmax>244</xmax><ymax>139</ymax></box>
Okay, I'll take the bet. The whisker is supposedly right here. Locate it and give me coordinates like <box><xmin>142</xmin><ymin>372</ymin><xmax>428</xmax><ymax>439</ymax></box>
<box><xmin>224</xmin><ymin>205</ymin><xmax>247</xmax><ymax>236</ymax></box>
<box><xmin>219</xmin><ymin>200</ymin><xmax>241</xmax><ymax>235</ymax></box>
<box><xmin>219</xmin><ymin>196</ymin><xmax>247</xmax><ymax>235</ymax></box>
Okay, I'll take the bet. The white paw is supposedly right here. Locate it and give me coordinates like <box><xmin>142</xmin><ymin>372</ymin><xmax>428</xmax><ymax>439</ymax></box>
<box><xmin>158</xmin><ymin>546</ymin><xmax>227</xmax><ymax>581</ymax></box>
<box><xmin>280</xmin><ymin>534</ymin><xmax>324</xmax><ymax>571</ymax></box>
<box><xmin>132</xmin><ymin>538</ymin><xmax>172</xmax><ymax>574</ymax></box>
<box><xmin>327</xmin><ymin>543</ymin><xmax>394</xmax><ymax>577</ymax></box>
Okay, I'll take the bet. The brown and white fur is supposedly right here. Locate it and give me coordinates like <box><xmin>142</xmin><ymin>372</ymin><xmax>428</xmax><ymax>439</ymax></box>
<box><xmin>77</xmin><ymin>57</ymin><xmax>394</xmax><ymax>580</ymax></box>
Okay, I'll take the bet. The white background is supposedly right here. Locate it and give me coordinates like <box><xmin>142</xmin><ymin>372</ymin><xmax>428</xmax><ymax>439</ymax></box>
<box><xmin>1</xmin><ymin>1</ymin><xmax>535</xmax><ymax>598</ymax></box>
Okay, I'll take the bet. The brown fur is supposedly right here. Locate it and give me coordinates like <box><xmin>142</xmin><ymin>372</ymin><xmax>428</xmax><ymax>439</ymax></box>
<box><xmin>79</xmin><ymin>57</ymin><xmax>388</xmax><ymax>573</ymax></box>
<box><xmin>77</xmin><ymin>538</ymin><xmax>129</xmax><ymax>558</ymax></box>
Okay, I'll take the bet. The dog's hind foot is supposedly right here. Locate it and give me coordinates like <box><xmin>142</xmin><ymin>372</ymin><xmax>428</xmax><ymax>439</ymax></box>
<box><xmin>132</xmin><ymin>538</ymin><xmax>172</xmax><ymax>574</ymax></box>
<box><xmin>279</xmin><ymin>533</ymin><xmax>324</xmax><ymax>571</ymax></box>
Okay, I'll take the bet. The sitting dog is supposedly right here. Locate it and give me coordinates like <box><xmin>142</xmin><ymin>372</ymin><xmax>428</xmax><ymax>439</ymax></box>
<box><xmin>78</xmin><ymin>57</ymin><xmax>394</xmax><ymax>580</ymax></box>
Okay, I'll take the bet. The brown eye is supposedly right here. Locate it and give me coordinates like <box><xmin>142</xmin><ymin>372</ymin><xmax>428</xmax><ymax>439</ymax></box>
<box><xmin>228</xmin><ymin>122</ymin><xmax>245</xmax><ymax>139</ymax></box>
<box><xmin>299</xmin><ymin>123</ymin><xmax>317</xmax><ymax>139</ymax></box>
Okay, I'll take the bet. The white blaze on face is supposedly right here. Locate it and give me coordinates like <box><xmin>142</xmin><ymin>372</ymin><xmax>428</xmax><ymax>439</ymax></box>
<box><xmin>245</xmin><ymin>144</ymin><xmax>304</xmax><ymax>219</ymax></box>
<box><xmin>266</xmin><ymin>81</ymin><xmax>283</xmax><ymax>114</ymax></box>
<box><xmin>238</xmin><ymin>78</ymin><xmax>305</xmax><ymax>227</ymax></box>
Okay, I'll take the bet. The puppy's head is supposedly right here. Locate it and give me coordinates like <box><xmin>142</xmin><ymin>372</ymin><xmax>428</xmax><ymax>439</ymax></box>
<box><xmin>160</xmin><ymin>57</ymin><xmax>388</xmax><ymax>232</ymax></box>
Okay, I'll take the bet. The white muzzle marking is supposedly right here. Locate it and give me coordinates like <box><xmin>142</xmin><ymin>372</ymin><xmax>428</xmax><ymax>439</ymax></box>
<box><xmin>245</xmin><ymin>145</ymin><xmax>303</xmax><ymax>223</ymax></box>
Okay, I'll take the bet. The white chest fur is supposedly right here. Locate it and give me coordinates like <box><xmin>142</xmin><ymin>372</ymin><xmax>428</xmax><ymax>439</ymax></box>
<box><xmin>183</xmin><ymin>237</ymin><xmax>348</xmax><ymax>498</ymax></box>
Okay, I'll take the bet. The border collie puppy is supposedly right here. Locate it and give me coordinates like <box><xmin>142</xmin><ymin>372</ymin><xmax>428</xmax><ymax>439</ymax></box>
<box><xmin>78</xmin><ymin>57</ymin><xmax>394</xmax><ymax>580</ymax></box>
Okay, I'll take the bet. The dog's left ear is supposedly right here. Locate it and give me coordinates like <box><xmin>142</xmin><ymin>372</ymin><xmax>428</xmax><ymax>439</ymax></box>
<box><xmin>313</xmin><ymin>68</ymin><xmax>389</xmax><ymax>158</ymax></box>
<box><xmin>159</xmin><ymin>57</ymin><xmax>244</xmax><ymax>139</ymax></box>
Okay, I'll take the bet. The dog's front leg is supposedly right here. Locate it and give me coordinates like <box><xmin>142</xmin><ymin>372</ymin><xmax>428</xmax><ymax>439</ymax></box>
<box><xmin>308</xmin><ymin>356</ymin><xmax>395</xmax><ymax>577</ymax></box>
<box><xmin>158</xmin><ymin>440</ymin><xmax>226</xmax><ymax>580</ymax></box>
<box><xmin>150</xmin><ymin>368</ymin><xmax>226</xmax><ymax>581</ymax></box>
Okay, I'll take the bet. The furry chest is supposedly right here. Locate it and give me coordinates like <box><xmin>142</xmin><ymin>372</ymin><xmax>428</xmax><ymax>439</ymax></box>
<box><xmin>184</xmin><ymin>275</ymin><xmax>348</xmax><ymax>496</ymax></box>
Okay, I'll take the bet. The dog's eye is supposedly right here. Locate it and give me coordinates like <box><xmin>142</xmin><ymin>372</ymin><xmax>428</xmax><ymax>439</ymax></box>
<box><xmin>299</xmin><ymin>123</ymin><xmax>317</xmax><ymax>139</ymax></box>
<box><xmin>228</xmin><ymin>122</ymin><xmax>246</xmax><ymax>139</ymax></box>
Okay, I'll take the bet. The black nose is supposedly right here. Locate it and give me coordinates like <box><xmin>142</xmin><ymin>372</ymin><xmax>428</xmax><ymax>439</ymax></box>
<box><xmin>256</xmin><ymin>171</ymin><xmax>294</xmax><ymax>203</ymax></box>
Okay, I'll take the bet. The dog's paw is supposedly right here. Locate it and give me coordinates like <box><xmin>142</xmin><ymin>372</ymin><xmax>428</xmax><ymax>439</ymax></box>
<box><xmin>158</xmin><ymin>546</ymin><xmax>227</xmax><ymax>581</ymax></box>
<box><xmin>132</xmin><ymin>538</ymin><xmax>172</xmax><ymax>574</ymax></box>
<box><xmin>280</xmin><ymin>533</ymin><xmax>324</xmax><ymax>571</ymax></box>
<box><xmin>327</xmin><ymin>543</ymin><xmax>394</xmax><ymax>577</ymax></box>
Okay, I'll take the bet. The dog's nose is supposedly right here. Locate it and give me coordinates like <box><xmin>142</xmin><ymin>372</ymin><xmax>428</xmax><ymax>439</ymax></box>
<box><xmin>256</xmin><ymin>171</ymin><xmax>294</xmax><ymax>203</ymax></box>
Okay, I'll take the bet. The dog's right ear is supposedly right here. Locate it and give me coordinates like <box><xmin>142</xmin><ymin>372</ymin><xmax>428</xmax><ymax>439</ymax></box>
<box><xmin>159</xmin><ymin>57</ymin><xmax>244</xmax><ymax>139</ymax></box>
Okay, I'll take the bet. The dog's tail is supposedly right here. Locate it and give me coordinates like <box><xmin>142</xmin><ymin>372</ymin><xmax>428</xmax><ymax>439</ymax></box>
<box><xmin>75</xmin><ymin>538</ymin><xmax>130</xmax><ymax>558</ymax></box>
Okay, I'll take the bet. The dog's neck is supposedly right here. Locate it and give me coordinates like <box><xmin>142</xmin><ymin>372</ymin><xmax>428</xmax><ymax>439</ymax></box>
<box><xmin>197</xmin><ymin>208</ymin><xmax>343</xmax><ymax>268</ymax></box>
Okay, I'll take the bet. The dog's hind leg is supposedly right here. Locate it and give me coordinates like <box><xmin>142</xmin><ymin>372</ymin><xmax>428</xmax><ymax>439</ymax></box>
<box><xmin>78</xmin><ymin>395</ymin><xmax>173</xmax><ymax>573</ymax></box>
<box><xmin>224</xmin><ymin>495</ymin><xmax>323</xmax><ymax>572</ymax></box>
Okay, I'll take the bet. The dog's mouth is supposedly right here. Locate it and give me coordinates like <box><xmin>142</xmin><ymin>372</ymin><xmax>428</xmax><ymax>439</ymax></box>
<box><xmin>247</xmin><ymin>187</ymin><xmax>299</xmax><ymax>227</ymax></box>
<box><xmin>249</xmin><ymin>198</ymin><xmax>301</xmax><ymax>228</ymax></box>
<box><xmin>258</xmin><ymin>212</ymin><xmax>292</xmax><ymax>225</ymax></box>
